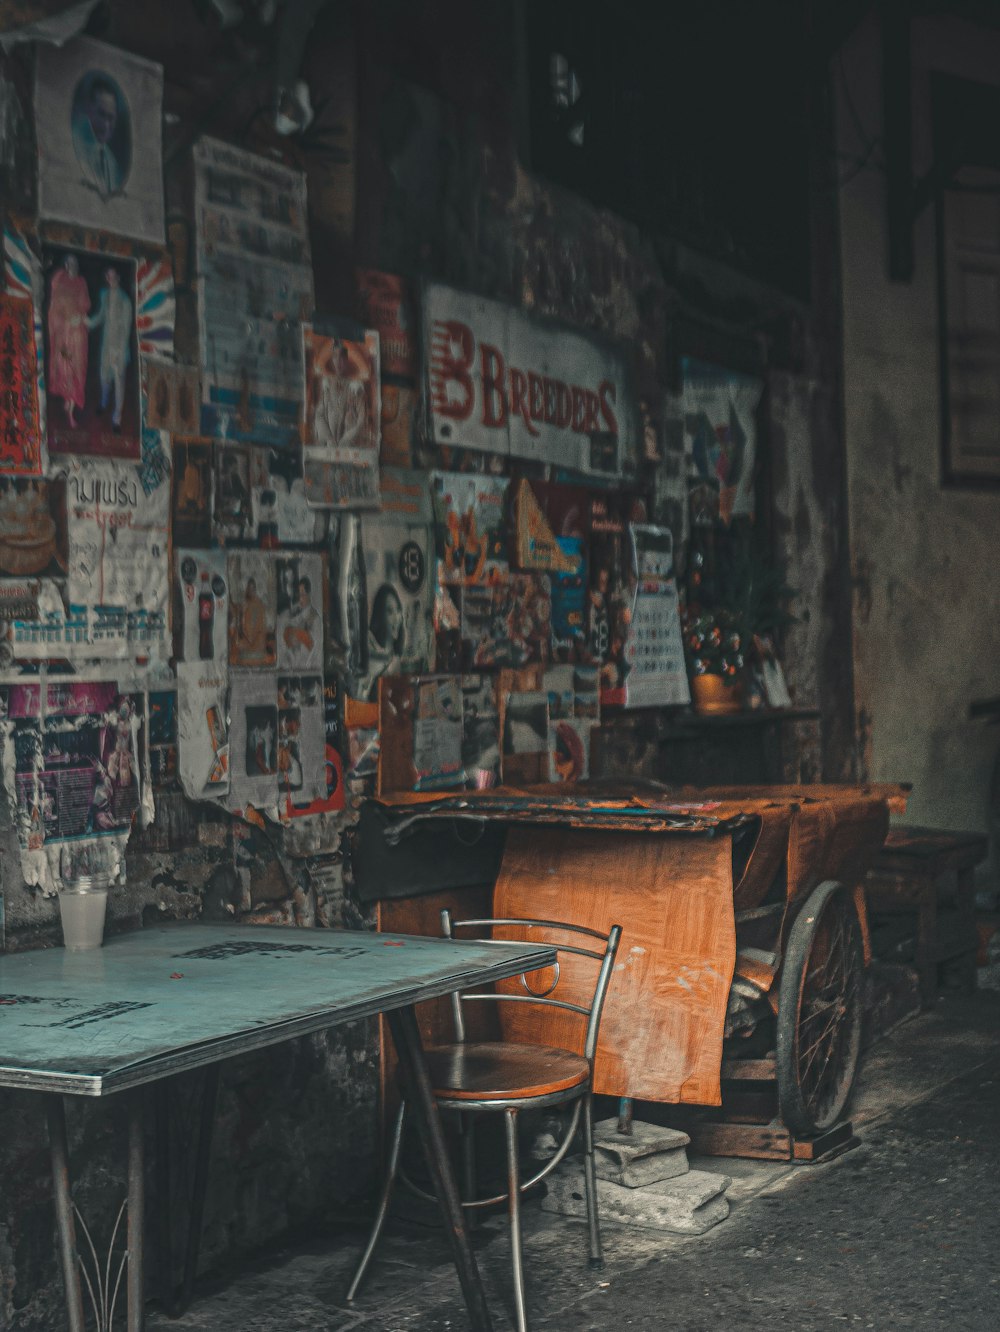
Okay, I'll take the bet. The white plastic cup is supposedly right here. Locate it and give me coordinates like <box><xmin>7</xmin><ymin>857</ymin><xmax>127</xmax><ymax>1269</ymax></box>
<box><xmin>58</xmin><ymin>876</ymin><xmax>110</xmax><ymax>952</ymax></box>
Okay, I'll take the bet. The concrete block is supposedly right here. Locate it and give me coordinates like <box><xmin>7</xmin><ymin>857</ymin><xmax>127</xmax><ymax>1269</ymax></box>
<box><xmin>542</xmin><ymin>1164</ymin><xmax>731</xmax><ymax>1235</ymax></box>
<box><xmin>592</xmin><ymin>1119</ymin><xmax>690</xmax><ymax>1187</ymax></box>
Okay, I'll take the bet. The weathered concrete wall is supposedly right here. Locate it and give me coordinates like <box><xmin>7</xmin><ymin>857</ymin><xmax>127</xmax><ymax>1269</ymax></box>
<box><xmin>838</xmin><ymin>14</ymin><xmax>1000</xmax><ymax>886</ymax></box>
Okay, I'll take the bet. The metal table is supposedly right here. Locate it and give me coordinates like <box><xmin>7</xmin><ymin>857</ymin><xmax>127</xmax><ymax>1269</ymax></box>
<box><xmin>0</xmin><ymin>923</ymin><xmax>556</xmax><ymax>1332</ymax></box>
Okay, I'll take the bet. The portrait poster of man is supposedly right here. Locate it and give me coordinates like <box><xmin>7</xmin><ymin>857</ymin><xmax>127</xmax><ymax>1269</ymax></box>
<box><xmin>34</xmin><ymin>37</ymin><xmax>165</xmax><ymax>245</ymax></box>
<box><xmin>42</xmin><ymin>247</ymin><xmax>140</xmax><ymax>460</ymax></box>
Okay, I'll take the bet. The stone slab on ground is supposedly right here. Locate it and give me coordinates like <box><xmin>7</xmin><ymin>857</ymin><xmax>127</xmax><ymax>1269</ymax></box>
<box><xmin>592</xmin><ymin>1118</ymin><xmax>690</xmax><ymax>1186</ymax></box>
<box><xmin>543</xmin><ymin>1164</ymin><xmax>731</xmax><ymax>1234</ymax></box>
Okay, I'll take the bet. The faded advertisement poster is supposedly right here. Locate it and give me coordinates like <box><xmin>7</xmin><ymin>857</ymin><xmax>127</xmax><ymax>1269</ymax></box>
<box><xmin>301</xmin><ymin>319</ymin><xmax>380</xmax><ymax>509</ymax></box>
<box><xmin>65</xmin><ymin>456</ymin><xmax>170</xmax><ymax>659</ymax></box>
<box><xmin>194</xmin><ymin>137</ymin><xmax>313</xmax><ymax>449</ymax></box>
<box><xmin>424</xmin><ymin>281</ymin><xmax>635</xmax><ymax>476</ymax></box>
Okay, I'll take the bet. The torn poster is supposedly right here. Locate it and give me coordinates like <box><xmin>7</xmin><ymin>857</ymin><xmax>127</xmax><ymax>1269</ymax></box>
<box><xmin>227</xmin><ymin>669</ymin><xmax>279</xmax><ymax>812</ymax></box>
<box><xmin>34</xmin><ymin>36</ymin><xmax>165</xmax><ymax>244</ymax></box>
<box><xmin>607</xmin><ymin>524</ymin><xmax>689</xmax><ymax>710</ymax></box>
<box><xmin>194</xmin><ymin>137</ymin><xmax>313</xmax><ymax>448</ymax></box>
<box><xmin>459</xmin><ymin>575</ymin><xmax>552</xmax><ymax>671</ymax></box>
<box><xmin>148</xmin><ymin>686</ymin><xmax>177</xmax><ymax>788</ymax></box>
<box><xmin>339</xmin><ymin>471</ymin><xmax>434</xmax><ymax>701</ymax></box>
<box><xmin>301</xmin><ymin>318</ymin><xmax>381</xmax><ymax>509</ymax></box>
<box><xmin>682</xmin><ymin>357</ymin><xmax>762</xmax><ymax>525</ymax></box>
<box><xmin>0</xmin><ymin>294</ymin><xmax>43</xmax><ymax>476</ymax></box>
<box><xmin>43</xmin><ymin>246</ymin><xmax>140</xmax><ymax>460</ymax></box>
<box><xmin>65</xmin><ymin>456</ymin><xmax>170</xmax><ymax>659</ymax></box>
<box><xmin>411</xmin><ymin>676</ymin><xmax>463</xmax><ymax>791</ymax></box>
<box><xmin>174</xmin><ymin>550</ymin><xmax>228</xmax><ymax>663</ymax></box>
<box><xmin>424</xmin><ymin>281</ymin><xmax>635</xmax><ymax>476</ymax></box>
<box><xmin>431</xmin><ymin>471</ymin><xmax>509</xmax><ymax>585</ymax></box>
<box><xmin>461</xmin><ymin>673</ymin><xmax>500</xmax><ymax>789</ymax></box>
<box><xmin>281</xmin><ymin>678</ymin><xmax>345</xmax><ymax>824</ymax></box>
<box><xmin>0</xmin><ymin>477</ymin><xmax>70</xmax><ymax>662</ymax></box>
<box><xmin>502</xmin><ymin>690</ymin><xmax>550</xmax><ymax>785</ymax></box>
<box><xmin>251</xmin><ymin>447</ymin><xmax>317</xmax><ymax>545</ymax></box>
<box><xmin>276</xmin><ymin>552</ymin><xmax>324</xmax><ymax>672</ymax></box>
<box><xmin>276</xmin><ymin>673</ymin><xmax>326</xmax><ymax>806</ymax></box>
<box><xmin>0</xmin><ymin>676</ymin><xmax>144</xmax><ymax>895</ymax></box>
<box><xmin>175</xmin><ymin>660</ymin><xmax>229</xmax><ymax>801</ymax></box>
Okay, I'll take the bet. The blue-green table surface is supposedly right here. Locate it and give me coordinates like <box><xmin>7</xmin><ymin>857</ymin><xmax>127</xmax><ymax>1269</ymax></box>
<box><xmin>0</xmin><ymin>924</ymin><xmax>555</xmax><ymax>1097</ymax></box>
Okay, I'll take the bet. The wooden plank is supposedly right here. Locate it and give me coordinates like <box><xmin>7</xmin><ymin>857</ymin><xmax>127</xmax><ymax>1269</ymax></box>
<box><xmin>791</xmin><ymin>1121</ymin><xmax>857</xmax><ymax>1161</ymax></box>
<box><xmin>687</xmin><ymin>1121</ymin><xmax>792</xmax><ymax>1161</ymax></box>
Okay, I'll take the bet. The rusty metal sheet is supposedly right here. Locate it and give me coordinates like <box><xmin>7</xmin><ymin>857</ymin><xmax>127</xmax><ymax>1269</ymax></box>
<box><xmin>374</xmin><ymin>785</ymin><xmax>747</xmax><ymax>841</ymax></box>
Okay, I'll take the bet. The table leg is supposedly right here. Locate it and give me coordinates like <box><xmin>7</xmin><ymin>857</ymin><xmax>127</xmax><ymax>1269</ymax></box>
<box><xmin>127</xmin><ymin>1094</ymin><xmax>146</xmax><ymax>1332</ymax></box>
<box><xmin>155</xmin><ymin>1064</ymin><xmax>220</xmax><ymax>1317</ymax></box>
<box><xmin>46</xmin><ymin>1095</ymin><xmax>86</xmax><ymax>1332</ymax></box>
<box><xmin>386</xmin><ymin>1005</ymin><xmax>495</xmax><ymax>1332</ymax></box>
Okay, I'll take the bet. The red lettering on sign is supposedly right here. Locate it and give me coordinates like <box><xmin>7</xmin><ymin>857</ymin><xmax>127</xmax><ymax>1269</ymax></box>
<box><xmin>543</xmin><ymin>376</ymin><xmax>557</xmax><ymax>425</ymax></box>
<box><xmin>599</xmin><ymin>379</ymin><xmax>619</xmax><ymax>434</ymax></box>
<box><xmin>429</xmin><ymin>319</ymin><xmax>475</xmax><ymax>421</ymax></box>
<box><xmin>479</xmin><ymin>343</ymin><xmax>508</xmax><ymax>428</ymax></box>
<box><xmin>582</xmin><ymin>390</ymin><xmax>600</xmax><ymax>434</ymax></box>
<box><xmin>571</xmin><ymin>386</ymin><xmax>586</xmax><ymax>431</ymax></box>
<box><xmin>509</xmin><ymin>367</ymin><xmax>538</xmax><ymax>437</ymax></box>
<box><xmin>556</xmin><ymin>381</ymin><xmax>572</xmax><ymax>429</ymax></box>
<box><xmin>528</xmin><ymin>372</ymin><xmax>544</xmax><ymax>422</ymax></box>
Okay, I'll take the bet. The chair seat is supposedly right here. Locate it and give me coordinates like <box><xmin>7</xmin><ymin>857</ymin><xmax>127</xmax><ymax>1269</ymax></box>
<box><xmin>425</xmin><ymin>1041</ymin><xmax>590</xmax><ymax>1102</ymax></box>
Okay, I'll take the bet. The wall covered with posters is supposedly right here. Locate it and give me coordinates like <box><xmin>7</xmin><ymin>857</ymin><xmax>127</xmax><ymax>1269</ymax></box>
<box><xmin>0</xmin><ymin>0</ymin><xmax>853</xmax><ymax>1321</ymax></box>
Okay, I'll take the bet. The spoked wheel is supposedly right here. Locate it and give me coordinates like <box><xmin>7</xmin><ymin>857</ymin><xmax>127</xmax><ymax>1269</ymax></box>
<box><xmin>776</xmin><ymin>880</ymin><xmax>864</xmax><ymax>1136</ymax></box>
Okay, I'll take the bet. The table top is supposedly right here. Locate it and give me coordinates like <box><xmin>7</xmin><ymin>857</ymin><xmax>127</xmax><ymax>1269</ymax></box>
<box><xmin>0</xmin><ymin>924</ymin><xmax>556</xmax><ymax>1098</ymax></box>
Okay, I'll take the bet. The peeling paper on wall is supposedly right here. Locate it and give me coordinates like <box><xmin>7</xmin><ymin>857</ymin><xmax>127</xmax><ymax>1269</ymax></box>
<box><xmin>0</xmin><ymin>670</ymin><xmax>151</xmax><ymax>896</ymax></box>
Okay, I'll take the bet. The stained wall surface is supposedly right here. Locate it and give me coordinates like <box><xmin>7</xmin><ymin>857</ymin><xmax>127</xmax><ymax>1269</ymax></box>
<box><xmin>838</xmin><ymin>13</ymin><xmax>1000</xmax><ymax>886</ymax></box>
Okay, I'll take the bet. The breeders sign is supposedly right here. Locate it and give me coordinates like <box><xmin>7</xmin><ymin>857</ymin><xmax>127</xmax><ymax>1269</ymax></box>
<box><xmin>424</xmin><ymin>283</ymin><xmax>635</xmax><ymax>476</ymax></box>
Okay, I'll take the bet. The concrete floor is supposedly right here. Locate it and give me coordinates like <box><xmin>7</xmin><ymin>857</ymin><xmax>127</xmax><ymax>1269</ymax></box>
<box><xmin>148</xmin><ymin>991</ymin><xmax>1000</xmax><ymax>1331</ymax></box>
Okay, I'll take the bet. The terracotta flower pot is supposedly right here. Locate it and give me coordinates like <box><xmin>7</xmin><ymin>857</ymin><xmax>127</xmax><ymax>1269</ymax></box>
<box><xmin>690</xmin><ymin>672</ymin><xmax>744</xmax><ymax>716</ymax></box>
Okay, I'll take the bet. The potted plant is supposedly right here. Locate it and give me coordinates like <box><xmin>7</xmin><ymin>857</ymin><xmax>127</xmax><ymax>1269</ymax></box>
<box><xmin>683</xmin><ymin>527</ymin><xmax>795</xmax><ymax>716</ymax></box>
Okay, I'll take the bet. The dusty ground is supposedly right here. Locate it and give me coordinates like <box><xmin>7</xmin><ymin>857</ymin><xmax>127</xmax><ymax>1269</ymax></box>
<box><xmin>148</xmin><ymin>991</ymin><xmax>1000</xmax><ymax>1331</ymax></box>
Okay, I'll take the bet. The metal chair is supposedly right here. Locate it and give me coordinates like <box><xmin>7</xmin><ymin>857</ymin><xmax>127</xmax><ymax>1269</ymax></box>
<box><xmin>347</xmin><ymin>911</ymin><xmax>622</xmax><ymax>1332</ymax></box>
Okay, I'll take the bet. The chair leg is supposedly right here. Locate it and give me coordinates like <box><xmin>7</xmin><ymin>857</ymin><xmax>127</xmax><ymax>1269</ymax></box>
<box><xmin>460</xmin><ymin>1112</ymin><xmax>479</xmax><ymax>1231</ymax></box>
<box><xmin>582</xmin><ymin>1094</ymin><xmax>602</xmax><ymax>1269</ymax></box>
<box><xmin>345</xmin><ymin>1100</ymin><xmax>407</xmax><ymax>1302</ymax></box>
<box><xmin>504</xmin><ymin>1109</ymin><xmax>528</xmax><ymax>1332</ymax></box>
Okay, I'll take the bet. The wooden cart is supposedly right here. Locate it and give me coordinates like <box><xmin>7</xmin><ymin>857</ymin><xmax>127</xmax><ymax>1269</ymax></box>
<box><xmin>366</xmin><ymin>781</ymin><xmax>908</xmax><ymax>1158</ymax></box>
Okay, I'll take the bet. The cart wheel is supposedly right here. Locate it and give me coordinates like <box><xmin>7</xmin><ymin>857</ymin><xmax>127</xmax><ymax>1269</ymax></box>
<box><xmin>776</xmin><ymin>879</ymin><xmax>864</xmax><ymax>1136</ymax></box>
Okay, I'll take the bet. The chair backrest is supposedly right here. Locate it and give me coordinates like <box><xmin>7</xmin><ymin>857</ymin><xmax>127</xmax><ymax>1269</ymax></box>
<box><xmin>440</xmin><ymin>910</ymin><xmax>622</xmax><ymax>1063</ymax></box>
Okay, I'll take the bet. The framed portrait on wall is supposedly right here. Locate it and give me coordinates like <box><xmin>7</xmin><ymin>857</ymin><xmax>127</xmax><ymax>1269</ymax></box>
<box><xmin>34</xmin><ymin>37</ymin><xmax>165</xmax><ymax>244</ymax></box>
